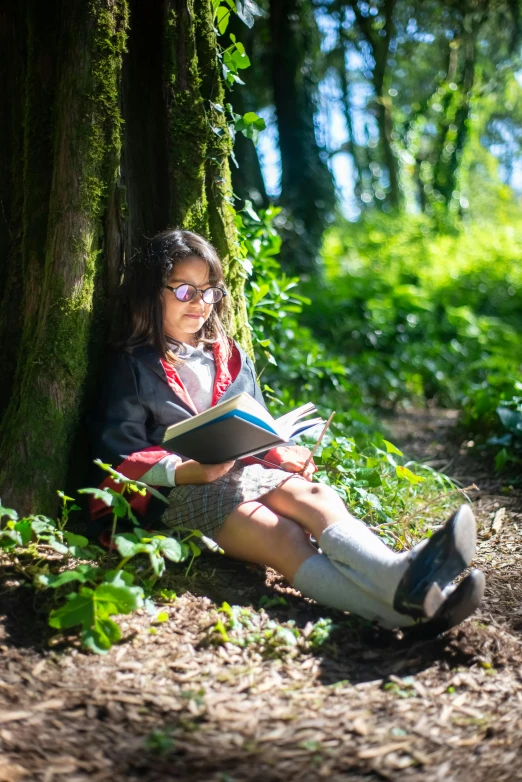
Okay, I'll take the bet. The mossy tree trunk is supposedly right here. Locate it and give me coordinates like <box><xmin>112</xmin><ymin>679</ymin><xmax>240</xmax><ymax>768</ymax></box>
<box><xmin>0</xmin><ymin>0</ymin><xmax>249</xmax><ymax>515</ymax></box>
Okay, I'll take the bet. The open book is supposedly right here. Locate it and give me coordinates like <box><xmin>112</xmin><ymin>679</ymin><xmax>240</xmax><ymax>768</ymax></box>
<box><xmin>162</xmin><ymin>392</ymin><xmax>323</xmax><ymax>464</ymax></box>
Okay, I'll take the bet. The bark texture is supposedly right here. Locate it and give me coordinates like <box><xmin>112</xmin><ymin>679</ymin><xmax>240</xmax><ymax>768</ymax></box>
<box><xmin>269</xmin><ymin>0</ymin><xmax>336</xmax><ymax>273</ymax></box>
<box><xmin>347</xmin><ymin>0</ymin><xmax>400</xmax><ymax>210</ymax></box>
<box><xmin>0</xmin><ymin>0</ymin><xmax>249</xmax><ymax>514</ymax></box>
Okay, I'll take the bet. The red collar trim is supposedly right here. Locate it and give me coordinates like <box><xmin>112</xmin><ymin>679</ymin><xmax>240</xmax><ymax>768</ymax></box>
<box><xmin>159</xmin><ymin>340</ymin><xmax>242</xmax><ymax>409</ymax></box>
<box><xmin>212</xmin><ymin>339</ymin><xmax>236</xmax><ymax>405</ymax></box>
<box><xmin>159</xmin><ymin>358</ymin><xmax>198</xmax><ymax>414</ymax></box>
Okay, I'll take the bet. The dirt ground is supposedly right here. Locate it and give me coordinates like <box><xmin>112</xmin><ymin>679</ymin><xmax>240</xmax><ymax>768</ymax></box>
<box><xmin>1</xmin><ymin>410</ymin><xmax>522</xmax><ymax>782</ymax></box>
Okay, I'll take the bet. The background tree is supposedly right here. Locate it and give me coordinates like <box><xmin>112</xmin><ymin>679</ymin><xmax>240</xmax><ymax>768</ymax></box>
<box><xmin>394</xmin><ymin>0</ymin><xmax>522</xmax><ymax>215</ymax></box>
<box><xmin>233</xmin><ymin>0</ymin><xmax>522</xmax><ymax>221</ymax></box>
<box><xmin>229</xmin><ymin>0</ymin><xmax>337</xmax><ymax>273</ymax></box>
<box><xmin>0</xmin><ymin>0</ymin><xmax>251</xmax><ymax>514</ymax></box>
<box><xmin>269</xmin><ymin>0</ymin><xmax>337</xmax><ymax>272</ymax></box>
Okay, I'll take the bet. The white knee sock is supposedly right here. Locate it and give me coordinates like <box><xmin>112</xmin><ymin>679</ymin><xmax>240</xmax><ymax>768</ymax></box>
<box><xmin>318</xmin><ymin>520</ymin><xmax>411</xmax><ymax>606</ymax></box>
<box><xmin>293</xmin><ymin>553</ymin><xmax>416</xmax><ymax>629</ymax></box>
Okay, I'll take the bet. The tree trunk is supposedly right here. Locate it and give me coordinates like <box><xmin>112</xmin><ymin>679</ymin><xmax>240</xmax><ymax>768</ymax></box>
<box><xmin>337</xmin><ymin>31</ymin><xmax>366</xmax><ymax>204</ymax></box>
<box><xmin>432</xmin><ymin>33</ymin><xmax>477</xmax><ymax>207</ymax></box>
<box><xmin>269</xmin><ymin>0</ymin><xmax>336</xmax><ymax>273</ymax></box>
<box><xmin>229</xmin><ymin>85</ymin><xmax>269</xmax><ymax>210</ymax></box>
<box><xmin>369</xmin><ymin>0</ymin><xmax>400</xmax><ymax>209</ymax></box>
<box><xmin>347</xmin><ymin>0</ymin><xmax>400</xmax><ymax>210</ymax></box>
<box><xmin>0</xmin><ymin>0</ymin><xmax>250</xmax><ymax>514</ymax></box>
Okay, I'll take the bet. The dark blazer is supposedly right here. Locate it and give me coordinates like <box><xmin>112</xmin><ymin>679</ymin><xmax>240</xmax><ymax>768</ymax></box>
<box><xmin>87</xmin><ymin>338</ymin><xmax>284</xmax><ymax>524</ymax></box>
<box><xmin>89</xmin><ymin>340</ymin><xmax>267</xmax><ymax>469</ymax></box>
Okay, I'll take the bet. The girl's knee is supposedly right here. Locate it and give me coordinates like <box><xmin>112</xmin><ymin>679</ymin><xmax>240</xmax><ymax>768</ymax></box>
<box><xmin>268</xmin><ymin>517</ymin><xmax>311</xmax><ymax>575</ymax></box>
<box><xmin>273</xmin><ymin>516</ymin><xmax>309</xmax><ymax>549</ymax></box>
<box><xmin>286</xmin><ymin>476</ymin><xmax>337</xmax><ymax>503</ymax></box>
<box><xmin>218</xmin><ymin>502</ymin><xmax>307</xmax><ymax>552</ymax></box>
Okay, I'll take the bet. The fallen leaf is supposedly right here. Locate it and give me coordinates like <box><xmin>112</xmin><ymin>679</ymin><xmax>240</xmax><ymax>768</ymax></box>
<box><xmin>0</xmin><ymin>712</ymin><xmax>32</xmax><ymax>725</ymax></box>
<box><xmin>358</xmin><ymin>740</ymin><xmax>412</xmax><ymax>759</ymax></box>
<box><xmin>33</xmin><ymin>699</ymin><xmax>65</xmax><ymax>711</ymax></box>
<box><xmin>492</xmin><ymin>507</ymin><xmax>506</xmax><ymax>536</ymax></box>
<box><xmin>45</xmin><ymin>757</ymin><xmax>77</xmax><ymax>774</ymax></box>
<box><xmin>352</xmin><ymin>717</ymin><xmax>369</xmax><ymax>736</ymax></box>
<box><xmin>454</xmin><ymin>735</ymin><xmax>483</xmax><ymax>747</ymax></box>
<box><xmin>0</xmin><ymin>760</ymin><xmax>28</xmax><ymax>782</ymax></box>
<box><xmin>30</xmin><ymin>660</ymin><xmax>47</xmax><ymax>677</ymax></box>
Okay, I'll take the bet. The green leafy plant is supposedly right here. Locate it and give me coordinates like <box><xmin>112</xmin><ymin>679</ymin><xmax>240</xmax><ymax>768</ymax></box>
<box><xmin>209</xmin><ymin>602</ymin><xmax>339</xmax><ymax>657</ymax></box>
<box><xmin>47</xmin><ymin>569</ymin><xmax>144</xmax><ymax>654</ymax></box>
<box><xmin>0</xmin><ymin>461</ymin><xmax>223</xmax><ymax>655</ymax></box>
<box><xmin>312</xmin><ymin>423</ymin><xmax>461</xmax><ymax>546</ymax></box>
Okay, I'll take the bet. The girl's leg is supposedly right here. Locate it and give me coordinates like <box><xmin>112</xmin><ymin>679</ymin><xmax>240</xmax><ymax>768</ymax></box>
<box><xmin>213</xmin><ymin>501</ymin><xmax>416</xmax><ymax>627</ymax></box>
<box><xmin>213</xmin><ymin>499</ymin><xmax>317</xmax><ymax>582</ymax></box>
<box><xmin>260</xmin><ymin>475</ymin><xmax>382</xmax><ymax>539</ymax></box>
<box><xmin>260</xmin><ymin>478</ymin><xmax>477</xmax><ymax>617</ymax></box>
<box><xmin>260</xmin><ymin>477</ymin><xmax>411</xmax><ymax>599</ymax></box>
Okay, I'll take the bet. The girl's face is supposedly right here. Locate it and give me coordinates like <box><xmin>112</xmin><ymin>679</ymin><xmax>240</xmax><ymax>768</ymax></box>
<box><xmin>162</xmin><ymin>257</ymin><xmax>214</xmax><ymax>345</ymax></box>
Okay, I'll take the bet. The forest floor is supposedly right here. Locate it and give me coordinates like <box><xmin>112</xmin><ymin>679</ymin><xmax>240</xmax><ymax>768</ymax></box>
<box><xmin>1</xmin><ymin>410</ymin><xmax>522</xmax><ymax>782</ymax></box>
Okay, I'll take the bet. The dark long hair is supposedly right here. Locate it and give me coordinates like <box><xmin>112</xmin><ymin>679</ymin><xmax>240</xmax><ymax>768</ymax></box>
<box><xmin>114</xmin><ymin>229</ymin><xmax>231</xmax><ymax>363</ymax></box>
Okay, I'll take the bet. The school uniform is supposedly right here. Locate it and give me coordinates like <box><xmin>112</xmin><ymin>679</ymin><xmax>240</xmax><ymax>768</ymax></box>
<box><xmin>88</xmin><ymin>338</ymin><xmax>306</xmax><ymax>538</ymax></box>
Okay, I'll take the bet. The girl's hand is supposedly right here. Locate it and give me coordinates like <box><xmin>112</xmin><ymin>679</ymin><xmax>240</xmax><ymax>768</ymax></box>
<box><xmin>279</xmin><ymin>459</ymin><xmax>316</xmax><ymax>482</ymax></box>
<box><xmin>174</xmin><ymin>459</ymin><xmax>236</xmax><ymax>485</ymax></box>
<box><xmin>274</xmin><ymin>445</ymin><xmax>317</xmax><ymax>482</ymax></box>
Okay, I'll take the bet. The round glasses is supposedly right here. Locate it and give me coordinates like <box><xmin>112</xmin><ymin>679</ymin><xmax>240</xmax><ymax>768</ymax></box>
<box><xmin>165</xmin><ymin>283</ymin><xmax>226</xmax><ymax>305</ymax></box>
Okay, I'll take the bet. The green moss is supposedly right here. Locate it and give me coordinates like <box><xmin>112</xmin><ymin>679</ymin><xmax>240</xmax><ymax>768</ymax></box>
<box><xmin>192</xmin><ymin>0</ymin><xmax>252</xmax><ymax>351</ymax></box>
<box><xmin>164</xmin><ymin>3</ymin><xmax>209</xmax><ymax>232</ymax></box>
<box><xmin>80</xmin><ymin>1</ymin><xmax>129</xmax><ymax>216</ymax></box>
<box><xmin>0</xmin><ymin>0</ymin><xmax>129</xmax><ymax>514</ymax></box>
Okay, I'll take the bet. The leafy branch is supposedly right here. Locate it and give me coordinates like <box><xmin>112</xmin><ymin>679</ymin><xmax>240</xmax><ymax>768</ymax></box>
<box><xmin>0</xmin><ymin>461</ymin><xmax>222</xmax><ymax>655</ymax></box>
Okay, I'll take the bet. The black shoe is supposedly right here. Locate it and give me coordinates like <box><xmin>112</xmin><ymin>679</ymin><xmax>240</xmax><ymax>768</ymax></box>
<box><xmin>393</xmin><ymin>504</ymin><xmax>477</xmax><ymax>619</ymax></box>
<box><xmin>404</xmin><ymin>569</ymin><xmax>485</xmax><ymax>640</ymax></box>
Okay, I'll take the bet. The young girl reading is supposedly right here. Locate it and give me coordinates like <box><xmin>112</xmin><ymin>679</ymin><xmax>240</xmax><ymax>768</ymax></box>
<box><xmin>89</xmin><ymin>229</ymin><xmax>485</xmax><ymax>634</ymax></box>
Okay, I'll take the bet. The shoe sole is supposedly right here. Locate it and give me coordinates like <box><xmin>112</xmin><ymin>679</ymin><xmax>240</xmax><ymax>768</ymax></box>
<box><xmin>426</xmin><ymin>504</ymin><xmax>477</xmax><ymax>588</ymax></box>
<box><xmin>441</xmin><ymin>569</ymin><xmax>485</xmax><ymax>628</ymax></box>
<box><xmin>394</xmin><ymin>504</ymin><xmax>477</xmax><ymax>618</ymax></box>
<box><xmin>404</xmin><ymin>570</ymin><xmax>485</xmax><ymax>639</ymax></box>
<box><xmin>423</xmin><ymin>582</ymin><xmax>445</xmax><ymax>617</ymax></box>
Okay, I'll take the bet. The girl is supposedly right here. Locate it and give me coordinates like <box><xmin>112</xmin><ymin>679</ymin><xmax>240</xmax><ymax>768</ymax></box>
<box><xmin>89</xmin><ymin>229</ymin><xmax>485</xmax><ymax>634</ymax></box>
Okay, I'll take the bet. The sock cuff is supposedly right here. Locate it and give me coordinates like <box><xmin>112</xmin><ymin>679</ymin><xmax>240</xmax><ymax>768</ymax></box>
<box><xmin>317</xmin><ymin>521</ymin><xmax>346</xmax><ymax>548</ymax></box>
<box><xmin>292</xmin><ymin>554</ymin><xmax>323</xmax><ymax>589</ymax></box>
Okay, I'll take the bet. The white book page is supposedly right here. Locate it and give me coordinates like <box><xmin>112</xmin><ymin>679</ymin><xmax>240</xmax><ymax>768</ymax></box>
<box><xmin>275</xmin><ymin>399</ymin><xmax>324</xmax><ymax>440</ymax></box>
<box><xmin>275</xmin><ymin>401</ymin><xmax>317</xmax><ymax>428</ymax></box>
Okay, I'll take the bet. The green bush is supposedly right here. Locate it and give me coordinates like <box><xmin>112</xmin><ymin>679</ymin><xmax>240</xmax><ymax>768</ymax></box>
<box><xmin>240</xmin><ymin>205</ymin><xmax>522</xmax><ymax>465</ymax></box>
<box><xmin>310</xmin><ymin>213</ymin><xmax>522</xmax><ymax>410</ymax></box>
<box><xmin>288</xmin><ymin>212</ymin><xmax>522</xmax><ymax>467</ymax></box>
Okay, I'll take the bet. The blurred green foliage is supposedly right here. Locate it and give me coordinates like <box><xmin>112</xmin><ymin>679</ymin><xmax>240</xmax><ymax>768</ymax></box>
<box><xmin>241</xmin><ymin>204</ymin><xmax>522</xmax><ymax>474</ymax></box>
<box><xmin>314</xmin><ymin>212</ymin><xmax>522</xmax><ymax>399</ymax></box>
<box><xmin>314</xmin><ymin>212</ymin><xmax>522</xmax><ymax>464</ymax></box>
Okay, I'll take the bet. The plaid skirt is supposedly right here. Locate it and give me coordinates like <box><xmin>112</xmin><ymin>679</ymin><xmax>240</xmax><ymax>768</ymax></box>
<box><xmin>160</xmin><ymin>462</ymin><xmax>290</xmax><ymax>538</ymax></box>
